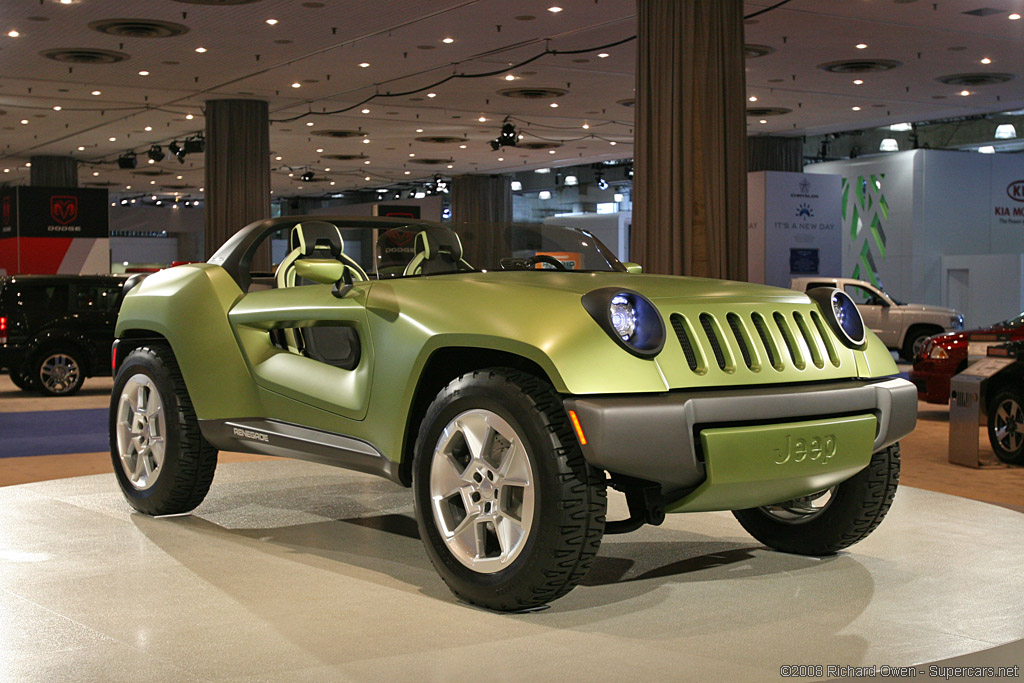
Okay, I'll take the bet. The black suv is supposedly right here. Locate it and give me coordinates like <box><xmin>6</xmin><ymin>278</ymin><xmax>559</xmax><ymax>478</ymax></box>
<box><xmin>0</xmin><ymin>274</ymin><xmax>126</xmax><ymax>396</ymax></box>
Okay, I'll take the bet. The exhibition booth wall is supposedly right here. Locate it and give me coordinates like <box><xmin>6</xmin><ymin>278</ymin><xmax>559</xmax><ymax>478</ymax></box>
<box><xmin>806</xmin><ymin>149</ymin><xmax>1024</xmax><ymax>328</ymax></box>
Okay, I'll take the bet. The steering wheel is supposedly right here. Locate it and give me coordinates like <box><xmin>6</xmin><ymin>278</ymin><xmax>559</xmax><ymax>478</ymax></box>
<box><xmin>527</xmin><ymin>254</ymin><xmax>568</xmax><ymax>271</ymax></box>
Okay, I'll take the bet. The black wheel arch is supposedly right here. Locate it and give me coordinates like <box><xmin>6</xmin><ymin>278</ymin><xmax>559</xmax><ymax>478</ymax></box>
<box><xmin>397</xmin><ymin>347</ymin><xmax>555</xmax><ymax>487</ymax></box>
<box><xmin>114</xmin><ymin>329</ymin><xmax>172</xmax><ymax>374</ymax></box>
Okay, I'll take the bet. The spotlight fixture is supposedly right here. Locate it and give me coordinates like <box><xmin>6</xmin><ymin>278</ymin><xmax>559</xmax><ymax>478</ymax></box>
<box><xmin>300</xmin><ymin>170</ymin><xmax>315</xmax><ymax>182</ymax></box>
<box><xmin>168</xmin><ymin>140</ymin><xmax>187</xmax><ymax>164</ymax></box>
<box><xmin>183</xmin><ymin>135</ymin><xmax>205</xmax><ymax>154</ymax></box>
<box><xmin>147</xmin><ymin>145</ymin><xmax>165</xmax><ymax>162</ymax></box>
<box><xmin>117</xmin><ymin>152</ymin><xmax>138</xmax><ymax>170</ymax></box>
<box><xmin>489</xmin><ymin>117</ymin><xmax>518</xmax><ymax>151</ymax></box>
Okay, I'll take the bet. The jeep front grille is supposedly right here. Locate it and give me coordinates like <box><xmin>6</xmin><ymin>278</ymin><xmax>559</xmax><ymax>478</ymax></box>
<box><xmin>669</xmin><ymin>308</ymin><xmax>843</xmax><ymax>375</ymax></box>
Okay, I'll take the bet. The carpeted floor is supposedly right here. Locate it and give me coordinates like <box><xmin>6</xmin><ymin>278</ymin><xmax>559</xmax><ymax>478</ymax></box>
<box><xmin>0</xmin><ymin>408</ymin><xmax>108</xmax><ymax>458</ymax></box>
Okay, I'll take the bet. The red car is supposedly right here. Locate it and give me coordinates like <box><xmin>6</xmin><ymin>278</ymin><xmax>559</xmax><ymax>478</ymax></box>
<box><xmin>911</xmin><ymin>314</ymin><xmax>1024</xmax><ymax>404</ymax></box>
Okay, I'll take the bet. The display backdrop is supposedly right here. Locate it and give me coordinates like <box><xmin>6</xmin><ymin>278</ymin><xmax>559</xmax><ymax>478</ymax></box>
<box><xmin>0</xmin><ymin>186</ymin><xmax>110</xmax><ymax>275</ymax></box>
<box><xmin>807</xmin><ymin>150</ymin><xmax>1024</xmax><ymax>327</ymax></box>
<box><xmin>747</xmin><ymin>171</ymin><xmax>842</xmax><ymax>288</ymax></box>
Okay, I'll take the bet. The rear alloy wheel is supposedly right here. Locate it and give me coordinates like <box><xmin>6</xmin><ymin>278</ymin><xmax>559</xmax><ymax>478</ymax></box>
<box><xmin>413</xmin><ymin>368</ymin><xmax>606</xmax><ymax>611</ymax></box>
<box><xmin>110</xmin><ymin>344</ymin><xmax>218</xmax><ymax>515</ymax></box>
<box><xmin>988</xmin><ymin>390</ymin><xmax>1024</xmax><ymax>465</ymax></box>
<box><xmin>35</xmin><ymin>350</ymin><xmax>84</xmax><ymax>396</ymax></box>
<box><xmin>733</xmin><ymin>444</ymin><xmax>901</xmax><ymax>555</ymax></box>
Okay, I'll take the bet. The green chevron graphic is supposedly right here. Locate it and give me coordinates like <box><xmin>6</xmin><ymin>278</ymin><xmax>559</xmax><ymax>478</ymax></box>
<box><xmin>841</xmin><ymin>174</ymin><xmax>888</xmax><ymax>283</ymax></box>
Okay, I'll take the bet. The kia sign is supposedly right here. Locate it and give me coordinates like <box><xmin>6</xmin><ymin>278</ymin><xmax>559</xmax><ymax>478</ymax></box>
<box><xmin>1007</xmin><ymin>180</ymin><xmax>1024</xmax><ymax>203</ymax></box>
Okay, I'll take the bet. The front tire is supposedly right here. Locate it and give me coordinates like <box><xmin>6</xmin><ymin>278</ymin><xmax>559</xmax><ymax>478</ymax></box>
<box><xmin>110</xmin><ymin>344</ymin><xmax>218</xmax><ymax>515</ymax></box>
<box><xmin>34</xmin><ymin>348</ymin><xmax>85</xmax><ymax>396</ymax></box>
<box><xmin>988</xmin><ymin>390</ymin><xmax>1024</xmax><ymax>465</ymax></box>
<box><xmin>901</xmin><ymin>327</ymin><xmax>939</xmax><ymax>361</ymax></box>
<box><xmin>413</xmin><ymin>368</ymin><xmax>606</xmax><ymax>611</ymax></box>
<box><xmin>733</xmin><ymin>443</ymin><xmax>900</xmax><ymax>555</ymax></box>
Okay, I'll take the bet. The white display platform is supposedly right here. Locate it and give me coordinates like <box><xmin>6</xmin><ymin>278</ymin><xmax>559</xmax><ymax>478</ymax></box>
<box><xmin>1</xmin><ymin>461</ymin><xmax>1021</xmax><ymax>681</ymax></box>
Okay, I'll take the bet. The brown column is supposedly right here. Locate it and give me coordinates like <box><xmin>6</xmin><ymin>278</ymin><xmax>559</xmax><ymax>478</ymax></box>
<box><xmin>451</xmin><ymin>174</ymin><xmax>512</xmax><ymax>266</ymax></box>
<box><xmin>204</xmin><ymin>99</ymin><xmax>270</xmax><ymax>259</ymax></box>
<box><xmin>30</xmin><ymin>156</ymin><xmax>78</xmax><ymax>187</ymax></box>
<box><xmin>632</xmin><ymin>0</ymin><xmax>747</xmax><ymax>280</ymax></box>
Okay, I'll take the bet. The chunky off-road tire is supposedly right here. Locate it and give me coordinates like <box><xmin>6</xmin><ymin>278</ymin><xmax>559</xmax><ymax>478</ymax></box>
<box><xmin>110</xmin><ymin>344</ymin><xmax>218</xmax><ymax>515</ymax></box>
<box><xmin>733</xmin><ymin>443</ymin><xmax>900</xmax><ymax>555</ymax></box>
<box><xmin>413</xmin><ymin>368</ymin><xmax>606</xmax><ymax>611</ymax></box>
<box><xmin>33</xmin><ymin>347</ymin><xmax>85</xmax><ymax>396</ymax></box>
<box><xmin>9</xmin><ymin>367</ymin><xmax>37</xmax><ymax>392</ymax></box>
<box><xmin>988</xmin><ymin>390</ymin><xmax>1024</xmax><ymax>465</ymax></box>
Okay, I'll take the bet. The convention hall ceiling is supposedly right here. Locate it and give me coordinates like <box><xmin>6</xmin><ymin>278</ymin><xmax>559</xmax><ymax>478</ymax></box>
<box><xmin>0</xmin><ymin>0</ymin><xmax>1022</xmax><ymax>198</ymax></box>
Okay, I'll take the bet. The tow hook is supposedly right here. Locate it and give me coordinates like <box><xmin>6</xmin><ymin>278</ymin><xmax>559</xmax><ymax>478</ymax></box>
<box><xmin>605</xmin><ymin>476</ymin><xmax>667</xmax><ymax>534</ymax></box>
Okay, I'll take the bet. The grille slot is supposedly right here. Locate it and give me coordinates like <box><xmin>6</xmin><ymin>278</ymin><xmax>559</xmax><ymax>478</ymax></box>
<box><xmin>699</xmin><ymin>314</ymin><xmax>728</xmax><ymax>370</ymax></box>
<box><xmin>773</xmin><ymin>312</ymin><xmax>805</xmax><ymax>370</ymax></box>
<box><xmin>752</xmin><ymin>312</ymin><xmax>782</xmax><ymax>371</ymax></box>
<box><xmin>727</xmin><ymin>313</ymin><xmax>754</xmax><ymax>369</ymax></box>
<box><xmin>670</xmin><ymin>314</ymin><xmax>700</xmax><ymax>371</ymax></box>
<box><xmin>810</xmin><ymin>310</ymin><xmax>841</xmax><ymax>367</ymax></box>
<box><xmin>794</xmin><ymin>312</ymin><xmax>824</xmax><ymax>368</ymax></box>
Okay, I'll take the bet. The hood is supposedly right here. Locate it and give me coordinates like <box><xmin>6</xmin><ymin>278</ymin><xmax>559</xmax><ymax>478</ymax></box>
<box><xmin>899</xmin><ymin>303</ymin><xmax>960</xmax><ymax>316</ymax></box>
<box><xmin>441</xmin><ymin>270</ymin><xmax>810</xmax><ymax>304</ymax></box>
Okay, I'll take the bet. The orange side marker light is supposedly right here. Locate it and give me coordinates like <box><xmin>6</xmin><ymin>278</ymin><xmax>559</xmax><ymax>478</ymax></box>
<box><xmin>567</xmin><ymin>409</ymin><xmax>587</xmax><ymax>446</ymax></box>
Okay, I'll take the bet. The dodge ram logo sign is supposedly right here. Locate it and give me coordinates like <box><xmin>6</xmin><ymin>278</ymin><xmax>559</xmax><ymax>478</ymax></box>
<box><xmin>1007</xmin><ymin>180</ymin><xmax>1024</xmax><ymax>203</ymax></box>
<box><xmin>50</xmin><ymin>196</ymin><xmax>79</xmax><ymax>225</ymax></box>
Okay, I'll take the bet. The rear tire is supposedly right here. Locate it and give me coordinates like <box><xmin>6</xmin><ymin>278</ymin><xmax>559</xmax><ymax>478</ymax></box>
<box><xmin>413</xmin><ymin>368</ymin><xmax>606</xmax><ymax>611</ymax></box>
<box><xmin>110</xmin><ymin>344</ymin><xmax>218</xmax><ymax>515</ymax></box>
<box><xmin>733</xmin><ymin>443</ymin><xmax>900</xmax><ymax>555</ymax></box>
<box><xmin>9</xmin><ymin>367</ymin><xmax>37</xmax><ymax>392</ymax></box>
<box><xmin>988</xmin><ymin>390</ymin><xmax>1024</xmax><ymax>465</ymax></box>
<box><xmin>901</xmin><ymin>327</ymin><xmax>940</xmax><ymax>362</ymax></box>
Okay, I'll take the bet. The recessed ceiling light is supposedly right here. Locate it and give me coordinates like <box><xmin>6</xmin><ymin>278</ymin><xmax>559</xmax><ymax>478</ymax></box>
<box><xmin>960</xmin><ymin>89</ymin><xmax>971</xmax><ymax>96</ymax></box>
<box><xmin>92</xmin><ymin>171</ymin><xmax>99</xmax><ymax>176</ymax></box>
<box><xmin>548</xmin><ymin>6</ymin><xmax>563</xmax><ymax>12</ymax></box>
<box><xmin>478</xmin><ymin>116</ymin><xmax>487</xmax><ymax>122</ymax></box>
<box><xmin>748</xmin><ymin>96</ymin><xmax>757</xmax><ymax>102</ymax></box>
<box><xmin>291</xmin><ymin>82</ymin><xmax>301</xmax><ymax>88</ymax></box>
<box><xmin>409</xmin><ymin>153</ymin><xmax>416</xmax><ymax>157</ymax></box>
<box><xmin>364</xmin><ymin>160</ymin><xmax>371</xmax><ymax>164</ymax></box>
<box><xmin>447</xmin><ymin>164</ymin><xmax>454</xmax><ymax>169</ymax></box>
<box><xmin>427</xmin><ymin>93</ymin><xmax>436</xmax><ymax>98</ymax></box>
<box><xmin>315</xmin><ymin>148</ymin><xmax>324</xmax><ymax>153</ymax></box>
<box><xmin>60</xmin><ymin>0</ymin><xmax>72</xmax><ymax>4</ymax></box>
<box><xmin>53</xmin><ymin>105</ymin><xmax>61</xmax><ymax>111</ymax></box>
<box><xmin>549</xmin><ymin>150</ymin><xmax>556</xmax><ymax>154</ymax></box>
<box><xmin>306</xmin><ymin>121</ymin><xmax>314</xmax><ymax>126</ymax></box>
<box><xmin>497</xmin><ymin>157</ymin><xmax>504</xmax><ymax>161</ymax></box>
<box><xmin>504</xmin><ymin>74</ymin><xmax>516</xmax><ymax>81</ymax></box>
<box><xmin>359</xmin><ymin>62</ymin><xmax>370</xmax><ymax>68</ymax></box>
<box><xmin>1010</xmin><ymin>13</ymin><xmax>1021</xmax><ymax>20</ymax></box>
<box><xmin>148</xmin><ymin>159</ymin><xmax>155</xmax><ymax>164</ymax></box>
<box><xmin>7</xmin><ymin>30</ymin><xmax>20</xmax><ymax>38</ymax></box>
<box><xmin>144</xmin><ymin>126</ymin><xmax>153</xmax><ymax>131</ymax></box>
<box><xmin>138</xmin><ymin>70</ymin><xmax>149</xmax><ymax>76</ymax></box>
<box><xmin>597</xmin><ymin>53</ymin><xmax>609</xmax><ymax>58</ymax></box>
<box><xmin>195</xmin><ymin>47</ymin><xmax>207</xmax><ymax>53</ymax></box>
<box><xmin>459</xmin><ymin>144</ymin><xmax>467</xmax><ymax>149</ymax></box>
<box><xmin>853</xmin><ymin>79</ymin><xmax>864</xmax><ymax>85</ymax></box>
<box><xmin>415</xmin><ymin>128</ymin><xmax>424</xmax><ymax>132</ymax></box>
<box><xmin>759</xmin><ymin>119</ymin><xmax>768</xmax><ymax>124</ymax></box>
<box><xmin>855</xmin><ymin>43</ymin><xmax>867</xmax><ymax>49</ymax></box>
<box><xmin>362</xmin><ymin>138</ymin><xmax>370</xmax><ymax>144</ymax></box>
<box><xmin>442</xmin><ymin>37</ymin><xmax>454</xmax><ymax>44</ymax></box>
<box><xmin>275</xmin><ymin>155</ymin><xmax>282</xmax><ymax>160</ymax></box>
<box><xmin>981</xmin><ymin>57</ymin><xmax>992</xmax><ymax>64</ymax></box>
<box><xmin>582</xmin><ymin>123</ymin><xmax>590</xmax><ymax>129</ymax></box>
<box><xmin>404</xmin><ymin>170</ymin><xmax>411</xmax><ymax>175</ymax></box>
<box><xmin>185</xmin><ymin>114</ymin><xmax>194</xmax><ymax>120</ymax></box>
<box><xmin>361</xmin><ymin>108</ymin><xmax>370</xmax><ymax>114</ymax></box>
<box><xmin>266</xmin><ymin>19</ymin><xmax>279</xmax><ymax>25</ymax></box>
<box><xmin>364</xmin><ymin>176</ymin><xmax>370</xmax><ymax>180</ymax></box>
<box><xmin>109</xmin><ymin>136</ymin><xmax>116</xmax><ymax>141</ymax></box>
<box><xmin>851</xmin><ymin>106</ymin><xmax>861</xmax><ymax>111</ymax></box>
<box><xmin>77</xmin><ymin>146</ymin><xmax>85</xmax><ymax>151</ymax></box>
<box><xmin>91</xmin><ymin>90</ymin><xmax>101</xmax><ymax>96</ymax></box>
<box><xmin>609</xmin><ymin>141</ymin><xmax>617</xmax><ymax>145</ymax></box>
<box><xmin>324</xmin><ymin>167</ymin><xmax>330</xmax><ymax>172</ymax></box>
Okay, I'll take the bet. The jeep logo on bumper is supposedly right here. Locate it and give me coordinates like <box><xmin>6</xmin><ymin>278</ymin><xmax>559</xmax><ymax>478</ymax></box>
<box><xmin>774</xmin><ymin>434</ymin><xmax>836</xmax><ymax>464</ymax></box>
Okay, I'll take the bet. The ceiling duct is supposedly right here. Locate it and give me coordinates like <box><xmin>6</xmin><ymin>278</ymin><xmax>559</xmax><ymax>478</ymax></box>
<box><xmin>311</xmin><ymin>130</ymin><xmax>364</xmax><ymax>138</ymax></box>
<box><xmin>936</xmin><ymin>72</ymin><xmax>1015</xmax><ymax>86</ymax></box>
<box><xmin>744</xmin><ymin>44</ymin><xmax>775</xmax><ymax>58</ymax></box>
<box><xmin>746</xmin><ymin>107</ymin><xmax>792</xmax><ymax>117</ymax></box>
<box><xmin>89</xmin><ymin>19</ymin><xmax>190</xmax><ymax>38</ymax></box>
<box><xmin>40</xmin><ymin>48</ymin><xmax>129</xmax><ymax>64</ymax></box>
<box><xmin>321</xmin><ymin>153</ymin><xmax>369</xmax><ymax>161</ymax></box>
<box><xmin>517</xmin><ymin>141</ymin><xmax>562</xmax><ymax>150</ymax></box>
<box><xmin>818</xmin><ymin>59</ymin><xmax>902</xmax><ymax>73</ymax></box>
<box><xmin>415</xmin><ymin>136</ymin><xmax>466</xmax><ymax>144</ymax></box>
<box><xmin>498</xmin><ymin>88</ymin><xmax>568</xmax><ymax>99</ymax></box>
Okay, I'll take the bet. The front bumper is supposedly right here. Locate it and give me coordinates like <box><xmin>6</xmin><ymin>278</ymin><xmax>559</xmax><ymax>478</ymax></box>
<box><xmin>564</xmin><ymin>377</ymin><xmax>917</xmax><ymax>502</ymax></box>
<box><xmin>910</xmin><ymin>366</ymin><xmax>953</xmax><ymax>405</ymax></box>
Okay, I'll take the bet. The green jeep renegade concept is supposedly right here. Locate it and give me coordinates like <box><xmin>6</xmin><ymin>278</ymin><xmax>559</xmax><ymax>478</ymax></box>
<box><xmin>110</xmin><ymin>217</ymin><xmax>917</xmax><ymax>611</ymax></box>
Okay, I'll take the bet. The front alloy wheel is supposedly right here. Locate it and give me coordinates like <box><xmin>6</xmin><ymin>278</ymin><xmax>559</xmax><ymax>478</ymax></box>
<box><xmin>414</xmin><ymin>368</ymin><xmax>606</xmax><ymax>611</ymax></box>
<box><xmin>429</xmin><ymin>409</ymin><xmax>535</xmax><ymax>573</ymax></box>
<box><xmin>988</xmin><ymin>390</ymin><xmax>1024</xmax><ymax>465</ymax></box>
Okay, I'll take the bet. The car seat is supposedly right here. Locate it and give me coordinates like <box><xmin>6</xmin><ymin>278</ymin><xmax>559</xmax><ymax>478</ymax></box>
<box><xmin>402</xmin><ymin>227</ymin><xmax>473</xmax><ymax>276</ymax></box>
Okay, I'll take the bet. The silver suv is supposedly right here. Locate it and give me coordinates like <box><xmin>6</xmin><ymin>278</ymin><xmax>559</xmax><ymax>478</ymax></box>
<box><xmin>791</xmin><ymin>277</ymin><xmax>963</xmax><ymax>361</ymax></box>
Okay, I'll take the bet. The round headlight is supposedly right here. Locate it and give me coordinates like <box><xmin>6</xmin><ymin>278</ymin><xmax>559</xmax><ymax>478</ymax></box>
<box><xmin>582</xmin><ymin>288</ymin><xmax>665</xmax><ymax>358</ymax></box>
<box><xmin>806</xmin><ymin>287</ymin><xmax>866</xmax><ymax>348</ymax></box>
<box><xmin>609</xmin><ymin>295</ymin><xmax>637</xmax><ymax>340</ymax></box>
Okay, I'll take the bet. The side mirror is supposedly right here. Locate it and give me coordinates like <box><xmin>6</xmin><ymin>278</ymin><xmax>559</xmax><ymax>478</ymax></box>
<box><xmin>623</xmin><ymin>262</ymin><xmax>643</xmax><ymax>274</ymax></box>
<box><xmin>294</xmin><ymin>258</ymin><xmax>346</xmax><ymax>285</ymax></box>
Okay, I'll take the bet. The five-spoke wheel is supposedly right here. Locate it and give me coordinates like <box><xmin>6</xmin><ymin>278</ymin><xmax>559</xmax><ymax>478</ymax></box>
<box><xmin>988</xmin><ymin>390</ymin><xmax>1024</xmax><ymax>465</ymax></box>
<box><xmin>114</xmin><ymin>374</ymin><xmax>167</xmax><ymax>490</ymax></box>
